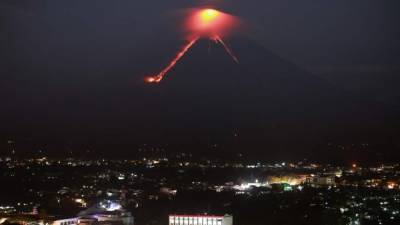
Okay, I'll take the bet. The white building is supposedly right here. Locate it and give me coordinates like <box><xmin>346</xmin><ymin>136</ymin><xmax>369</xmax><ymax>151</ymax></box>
<box><xmin>169</xmin><ymin>214</ymin><xmax>232</xmax><ymax>225</ymax></box>
<box><xmin>52</xmin><ymin>218</ymin><xmax>78</xmax><ymax>225</ymax></box>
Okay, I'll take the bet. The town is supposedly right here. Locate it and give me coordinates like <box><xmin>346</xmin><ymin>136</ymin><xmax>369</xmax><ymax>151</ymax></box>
<box><xmin>1</xmin><ymin>155</ymin><xmax>399</xmax><ymax>225</ymax></box>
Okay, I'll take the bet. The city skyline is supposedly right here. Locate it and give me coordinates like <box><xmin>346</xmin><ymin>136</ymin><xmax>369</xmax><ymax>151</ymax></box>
<box><xmin>1</xmin><ymin>1</ymin><xmax>400</xmax><ymax>225</ymax></box>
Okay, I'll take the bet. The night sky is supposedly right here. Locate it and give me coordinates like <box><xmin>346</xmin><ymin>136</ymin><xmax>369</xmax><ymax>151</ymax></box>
<box><xmin>1</xmin><ymin>0</ymin><xmax>400</xmax><ymax>161</ymax></box>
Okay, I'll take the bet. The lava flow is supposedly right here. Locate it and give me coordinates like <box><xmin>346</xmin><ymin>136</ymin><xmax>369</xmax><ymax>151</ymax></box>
<box><xmin>144</xmin><ymin>8</ymin><xmax>239</xmax><ymax>83</ymax></box>
<box><xmin>213</xmin><ymin>35</ymin><xmax>239</xmax><ymax>63</ymax></box>
<box><xmin>144</xmin><ymin>37</ymin><xmax>198</xmax><ymax>83</ymax></box>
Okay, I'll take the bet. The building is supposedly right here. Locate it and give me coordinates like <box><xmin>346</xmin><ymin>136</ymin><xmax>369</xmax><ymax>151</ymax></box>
<box><xmin>169</xmin><ymin>214</ymin><xmax>232</xmax><ymax>225</ymax></box>
<box><xmin>52</xmin><ymin>218</ymin><xmax>78</xmax><ymax>225</ymax></box>
<box><xmin>306</xmin><ymin>175</ymin><xmax>336</xmax><ymax>187</ymax></box>
<box><xmin>233</xmin><ymin>180</ymin><xmax>268</xmax><ymax>191</ymax></box>
<box><xmin>52</xmin><ymin>200</ymin><xmax>134</xmax><ymax>225</ymax></box>
<box><xmin>267</xmin><ymin>175</ymin><xmax>307</xmax><ymax>186</ymax></box>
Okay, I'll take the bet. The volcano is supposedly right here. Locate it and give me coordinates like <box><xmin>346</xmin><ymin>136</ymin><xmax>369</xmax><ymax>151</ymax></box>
<box><xmin>2</xmin><ymin>35</ymin><xmax>396</xmax><ymax>161</ymax></box>
<box><xmin>118</xmin><ymin>37</ymin><xmax>392</xmax><ymax>160</ymax></box>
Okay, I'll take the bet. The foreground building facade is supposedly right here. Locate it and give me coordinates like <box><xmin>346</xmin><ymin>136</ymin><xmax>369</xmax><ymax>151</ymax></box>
<box><xmin>169</xmin><ymin>215</ymin><xmax>232</xmax><ymax>225</ymax></box>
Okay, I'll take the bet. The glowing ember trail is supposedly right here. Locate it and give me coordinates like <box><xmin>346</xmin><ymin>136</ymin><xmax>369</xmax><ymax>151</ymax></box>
<box><xmin>144</xmin><ymin>37</ymin><xmax>198</xmax><ymax>83</ymax></box>
<box><xmin>214</xmin><ymin>35</ymin><xmax>239</xmax><ymax>63</ymax></box>
<box><xmin>144</xmin><ymin>8</ymin><xmax>240</xmax><ymax>83</ymax></box>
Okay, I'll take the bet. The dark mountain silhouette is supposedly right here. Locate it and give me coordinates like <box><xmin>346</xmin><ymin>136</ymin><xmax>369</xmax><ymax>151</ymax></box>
<box><xmin>117</xmin><ymin>37</ymin><xmax>396</xmax><ymax>161</ymax></box>
<box><xmin>1</xmin><ymin>35</ymin><xmax>398</xmax><ymax>161</ymax></box>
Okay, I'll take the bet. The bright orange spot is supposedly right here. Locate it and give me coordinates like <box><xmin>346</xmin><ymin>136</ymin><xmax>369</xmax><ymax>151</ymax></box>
<box><xmin>144</xmin><ymin>76</ymin><xmax>161</xmax><ymax>83</ymax></box>
<box><xmin>199</xmin><ymin>9</ymin><xmax>219</xmax><ymax>24</ymax></box>
<box><xmin>387</xmin><ymin>182</ymin><xmax>396</xmax><ymax>189</ymax></box>
<box><xmin>185</xmin><ymin>8</ymin><xmax>238</xmax><ymax>38</ymax></box>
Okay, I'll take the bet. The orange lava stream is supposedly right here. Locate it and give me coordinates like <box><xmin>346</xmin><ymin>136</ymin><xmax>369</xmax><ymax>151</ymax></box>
<box><xmin>214</xmin><ymin>36</ymin><xmax>239</xmax><ymax>63</ymax></box>
<box><xmin>144</xmin><ymin>37</ymin><xmax>199</xmax><ymax>83</ymax></box>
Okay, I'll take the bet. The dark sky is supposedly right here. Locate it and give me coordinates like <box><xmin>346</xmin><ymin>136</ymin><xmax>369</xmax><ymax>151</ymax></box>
<box><xmin>1</xmin><ymin>0</ymin><xmax>399</xmax><ymax>161</ymax></box>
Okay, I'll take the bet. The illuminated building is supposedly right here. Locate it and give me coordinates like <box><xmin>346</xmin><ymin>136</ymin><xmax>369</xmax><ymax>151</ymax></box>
<box><xmin>234</xmin><ymin>180</ymin><xmax>268</xmax><ymax>191</ymax></box>
<box><xmin>267</xmin><ymin>175</ymin><xmax>307</xmax><ymax>185</ymax></box>
<box><xmin>386</xmin><ymin>181</ymin><xmax>397</xmax><ymax>190</ymax></box>
<box><xmin>169</xmin><ymin>214</ymin><xmax>232</xmax><ymax>225</ymax></box>
<box><xmin>306</xmin><ymin>175</ymin><xmax>336</xmax><ymax>186</ymax></box>
<box><xmin>53</xmin><ymin>200</ymin><xmax>134</xmax><ymax>225</ymax></box>
<box><xmin>53</xmin><ymin>218</ymin><xmax>78</xmax><ymax>225</ymax></box>
<box><xmin>78</xmin><ymin>200</ymin><xmax>133</xmax><ymax>225</ymax></box>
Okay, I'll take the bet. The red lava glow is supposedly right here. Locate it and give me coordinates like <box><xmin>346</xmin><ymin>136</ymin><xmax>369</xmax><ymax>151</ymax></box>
<box><xmin>213</xmin><ymin>35</ymin><xmax>239</xmax><ymax>63</ymax></box>
<box><xmin>185</xmin><ymin>8</ymin><xmax>238</xmax><ymax>39</ymax></box>
<box><xmin>144</xmin><ymin>8</ymin><xmax>239</xmax><ymax>83</ymax></box>
<box><xmin>144</xmin><ymin>37</ymin><xmax>198</xmax><ymax>83</ymax></box>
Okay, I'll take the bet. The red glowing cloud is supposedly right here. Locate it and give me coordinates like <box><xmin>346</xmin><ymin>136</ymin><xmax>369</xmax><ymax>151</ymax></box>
<box><xmin>185</xmin><ymin>8</ymin><xmax>239</xmax><ymax>39</ymax></box>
